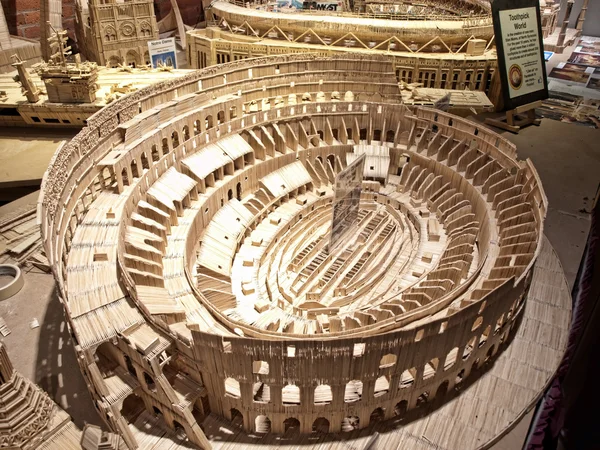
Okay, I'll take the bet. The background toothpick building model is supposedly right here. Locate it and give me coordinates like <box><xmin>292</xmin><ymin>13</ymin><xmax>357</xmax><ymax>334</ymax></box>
<box><xmin>39</xmin><ymin>53</ymin><xmax>550</xmax><ymax>449</ymax></box>
<box><xmin>74</xmin><ymin>0</ymin><xmax>159</xmax><ymax>67</ymax></box>
<box><xmin>187</xmin><ymin>0</ymin><xmax>497</xmax><ymax>94</ymax></box>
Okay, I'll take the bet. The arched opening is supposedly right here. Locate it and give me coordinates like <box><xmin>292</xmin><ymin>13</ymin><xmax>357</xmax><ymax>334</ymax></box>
<box><xmin>341</xmin><ymin>416</ymin><xmax>359</xmax><ymax>432</ymax></box>
<box><xmin>217</xmin><ymin>110</ymin><xmax>225</xmax><ymax>124</ymax></box>
<box><xmin>471</xmin><ymin>358</ymin><xmax>481</xmax><ymax>373</ymax></box>
<box><xmin>455</xmin><ymin>369</ymin><xmax>465</xmax><ymax>385</ymax></box>
<box><xmin>224</xmin><ymin>377</ymin><xmax>241</xmax><ymax>398</ymax></box>
<box><xmin>171</xmin><ymin>131</ymin><xmax>179</xmax><ymax>148</ymax></box>
<box><xmin>182</xmin><ymin>125</ymin><xmax>190</xmax><ymax>142</ymax></box>
<box><xmin>435</xmin><ymin>380</ymin><xmax>449</xmax><ymax>404</ymax></box>
<box><xmin>255</xmin><ymin>415</ymin><xmax>271</xmax><ymax>433</ymax></box>
<box><xmin>463</xmin><ymin>336</ymin><xmax>477</xmax><ymax>360</ymax></box>
<box><xmin>141</xmin><ymin>152</ymin><xmax>149</xmax><ymax>170</ymax></box>
<box><xmin>344</xmin><ymin>380</ymin><xmax>363</xmax><ymax>403</ymax></box>
<box><xmin>344</xmin><ymin>91</ymin><xmax>354</xmax><ymax>102</ymax></box>
<box><xmin>379</xmin><ymin>353</ymin><xmax>397</xmax><ymax>369</ymax></box>
<box><xmin>123</xmin><ymin>355</ymin><xmax>135</xmax><ymax>376</ymax></box>
<box><xmin>369</xmin><ymin>407</ymin><xmax>385</xmax><ymax>425</ymax></box>
<box><xmin>162</xmin><ymin>137</ymin><xmax>169</xmax><ymax>154</ymax></box>
<box><xmin>312</xmin><ymin>417</ymin><xmax>330</xmax><ymax>433</ymax></box>
<box><xmin>230</xmin><ymin>408</ymin><xmax>243</xmax><ymax>427</ymax></box>
<box><xmin>373</xmin><ymin>129</ymin><xmax>382</xmax><ymax>142</ymax></box>
<box><xmin>394</xmin><ymin>400</ymin><xmax>408</xmax><ymax>417</ymax></box>
<box><xmin>107</xmin><ymin>55</ymin><xmax>121</xmax><ymax>68</ymax></box>
<box><xmin>326</xmin><ymin>154</ymin><xmax>336</xmax><ymax>171</ymax></box>
<box><xmin>283</xmin><ymin>417</ymin><xmax>300</xmax><ymax>434</ymax></box>
<box><xmin>100</xmin><ymin>167</ymin><xmax>112</xmax><ymax>189</ymax></box>
<box><xmin>171</xmin><ymin>420</ymin><xmax>186</xmax><ymax>440</ymax></box>
<box><xmin>423</xmin><ymin>358</ymin><xmax>439</xmax><ymax>380</ymax></box>
<box><xmin>121</xmin><ymin>394</ymin><xmax>145</xmax><ymax>422</ymax></box>
<box><xmin>194</xmin><ymin>120</ymin><xmax>201</xmax><ymax>135</ymax></box>
<box><xmin>153</xmin><ymin>406</ymin><xmax>163</xmax><ymax>416</ymax></box>
<box><xmin>374</xmin><ymin>375</ymin><xmax>389</xmax><ymax>397</ymax></box>
<box><xmin>252</xmin><ymin>381</ymin><xmax>271</xmax><ymax>403</ymax></box>
<box><xmin>125</xmin><ymin>50</ymin><xmax>138</xmax><ymax>68</ymax></box>
<box><xmin>228</xmin><ymin>189</ymin><xmax>233</xmax><ymax>201</ymax></box>
<box><xmin>416</xmin><ymin>391</ymin><xmax>429</xmax><ymax>407</ymax></box>
<box><xmin>444</xmin><ymin>347</ymin><xmax>458</xmax><ymax>370</ymax></box>
<box><xmin>121</xmin><ymin>167</ymin><xmax>129</xmax><ymax>186</ymax></box>
<box><xmin>236</xmin><ymin>182</ymin><xmax>242</xmax><ymax>201</ymax></box>
<box><xmin>479</xmin><ymin>324</ymin><xmax>492</xmax><ymax>347</ymax></box>
<box><xmin>230</xmin><ymin>106</ymin><xmax>237</xmax><ymax>119</ymax></box>
<box><xmin>143</xmin><ymin>372</ymin><xmax>156</xmax><ymax>391</ymax></box>
<box><xmin>206</xmin><ymin>115</ymin><xmax>214</xmax><ymax>129</ymax></box>
<box><xmin>151</xmin><ymin>144</ymin><xmax>160</xmax><ymax>162</ymax></box>
<box><xmin>282</xmin><ymin>384</ymin><xmax>300</xmax><ymax>406</ymax></box>
<box><xmin>485</xmin><ymin>344</ymin><xmax>496</xmax><ymax>362</ymax></box>
<box><xmin>314</xmin><ymin>384</ymin><xmax>332</xmax><ymax>405</ymax></box>
<box><xmin>399</xmin><ymin>368</ymin><xmax>416</xmax><ymax>389</ymax></box>
<box><xmin>130</xmin><ymin>160</ymin><xmax>139</xmax><ymax>178</ymax></box>
<box><xmin>386</xmin><ymin>129</ymin><xmax>395</xmax><ymax>142</ymax></box>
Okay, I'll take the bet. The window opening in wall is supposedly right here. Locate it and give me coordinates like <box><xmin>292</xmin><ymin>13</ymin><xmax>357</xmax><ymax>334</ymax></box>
<box><xmin>423</xmin><ymin>358</ymin><xmax>439</xmax><ymax>380</ymax></box>
<box><xmin>342</xmin><ymin>416</ymin><xmax>359</xmax><ymax>432</ymax></box>
<box><xmin>153</xmin><ymin>406</ymin><xmax>163</xmax><ymax>416</ymax></box>
<box><xmin>353</xmin><ymin>343</ymin><xmax>365</xmax><ymax>357</ymax></box>
<box><xmin>225</xmin><ymin>378</ymin><xmax>241</xmax><ymax>398</ymax></box>
<box><xmin>472</xmin><ymin>316</ymin><xmax>483</xmax><ymax>331</ymax></box>
<box><xmin>287</xmin><ymin>345</ymin><xmax>296</xmax><ymax>357</ymax></box>
<box><xmin>444</xmin><ymin>347</ymin><xmax>458</xmax><ymax>370</ymax></box>
<box><xmin>282</xmin><ymin>384</ymin><xmax>300</xmax><ymax>406</ymax></box>
<box><xmin>344</xmin><ymin>380</ymin><xmax>363</xmax><ymax>403</ymax></box>
<box><xmin>399</xmin><ymin>368</ymin><xmax>416</xmax><ymax>389</ymax></box>
<box><xmin>253</xmin><ymin>382</ymin><xmax>271</xmax><ymax>403</ymax></box>
<box><xmin>252</xmin><ymin>360</ymin><xmax>269</xmax><ymax>374</ymax></box>
<box><xmin>374</xmin><ymin>375</ymin><xmax>390</xmax><ymax>397</ymax></box>
<box><xmin>463</xmin><ymin>336</ymin><xmax>477</xmax><ymax>360</ymax></box>
<box><xmin>479</xmin><ymin>325</ymin><xmax>491</xmax><ymax>347</ymax></box>
<box><xmin>379</xmin><ymin>353</ymin><xmax>397</xmax><ymax>369</ymax></box>
<box><xmin>455</xmin><ymin>368</ymin><xmax>465</xmax><ymax>385</ymax></box>
<box><xmin>314</xmin><ymin>385</ymin><xmax>333</xmax><ymax>405</ymax></box>
<box><xmin>124</xmin><ymin>355</ymin><xmax>135</xmax><ymax>376</ymax></box>
<box><xmin>415</xmin><ymin>329</ymin><xmax>424</xmax><ymax>342</ymax></box>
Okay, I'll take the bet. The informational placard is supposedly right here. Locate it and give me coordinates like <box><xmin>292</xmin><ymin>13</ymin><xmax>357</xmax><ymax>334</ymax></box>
<box><xmin>147</xmin><ymin>38</ymin><xmax>177</xmax><ymax>69</ymax></box>
<box><xmin>329</xmin><ymin>154</ymin><xmax>365</xmax><ymax>252</ymax></box>
<box><xmin>491</xmin><ymin>0</ymin><xmax>548</xmax><ymax>110</ymax></box>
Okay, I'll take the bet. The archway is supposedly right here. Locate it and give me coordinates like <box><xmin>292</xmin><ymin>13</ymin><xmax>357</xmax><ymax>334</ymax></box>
<box><xmin>341</xmin><ymin>416</ymin><xmax>359</xmax><ymax>432</ymax></box>
<box><xmin>173</xmin><ymin>420</ymin><xmax>186</xmax><ymax>439</ymax></box>
<box><xmin>228</xmin><ymin>189</ymin><xmax>233</xmax><ymax>201</ymax></box>
<box><xmin>121</xmin><ymin>393</ymin><xmax>144</xmax><ymax>422</ymax></box>
<box><xmin>151</xmin><ymin>144</ymin><xmax>160</xmax><ymax>162</ymax></box>
<box><xmin>326</xmin><ymin>154</ymin><xmax>335</xmax><ymax>171</ymax></box>
<box><xmin>162</xmin><ymin>137</ymin><xmax>169</xmax><ymax>154</ymax></box>
<box><xmin>121</xmin><ymin>167</ymin><xmax>129</xmax><ymax>186</ymax></box>
<box><xmin>435</xmin><ymin>380</ymin><xmax>449</xmax><ymax>404</ymax></box>
<box><xmin>312</xmin><ymin>417</ymin><xmax>329</xmax><ymax>433</ymax></box>
<box><xmin>171</xmin><ymin>131</ymin><xmax>180</xmax><ymax>148</ymax></box>
<box><xmin>236</xmin><ymin>182</ymin><xmax>242</xmax><ymax>200</ymax></box>
<box><xmin>206</xmin><ymin>115</ymin><xmax>214</xmax><ymax>129</ymax></box>
<box><xmin>394</xmin><ymin>400</ymin><xmax>408</xmax><ymax>417</ymax></box>
<box><xmin>217</xmin><ymin>110</ymin><xmax>225</xmax><ymax>124</ymax></box>
<box><xmin>255</xmin><ymin>415</ymin><xmax>271</xmax><ymax>433</ymax></box>
<box><xmin>416</xmin><ymin>391</ymin><xmax>429</xmax><ymax>407</ymax></box>
<box><xmin>230</xmin><ymin>408</ymin><xmax>243</xmax><ymax>427</ymax></box>
<box><xmin>141</xmin><ymin>152</ymin><xmax>149</xmax><ymax>170</ymax></box>
<box><xmin>369</xmin><ymin>407</ymin><xmax>385</xmax><ymax>425</ymax></box>
<box><xmin>344</xmin><ymin>379</ymin><xmax>363</xmax><ymax>403</ymax></box>
<box><xmin>314</xmin><ymin>384</ymin><xmax>332</xmax><ymax>405</ymax></box>
<box><xmin>125</xmin><ymin>50</ymin><xmax>138</xmax><ymax>68</ymax></box>
<box><xmin>283</xmin><ymin>417</ymin><xmax>300</xmax><ymax>434</ymax></box>
<box><xmin>130</xmin><ymin>160</ymin><xmax>139</xmax><ymax>178</ymax></box>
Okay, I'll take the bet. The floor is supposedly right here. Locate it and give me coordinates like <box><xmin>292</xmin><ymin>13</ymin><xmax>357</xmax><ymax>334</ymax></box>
<box><xmin>0</xmin><ymin>114</ymin><xmax>597</xmax><ymax>446</ymax></box>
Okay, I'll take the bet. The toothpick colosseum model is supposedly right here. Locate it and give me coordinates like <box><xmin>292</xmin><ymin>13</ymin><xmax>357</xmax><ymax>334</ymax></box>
<box><xmin>40</xmin><ymin>54</ymin><xmax>547</xmax><ymax>449</ymax></box>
